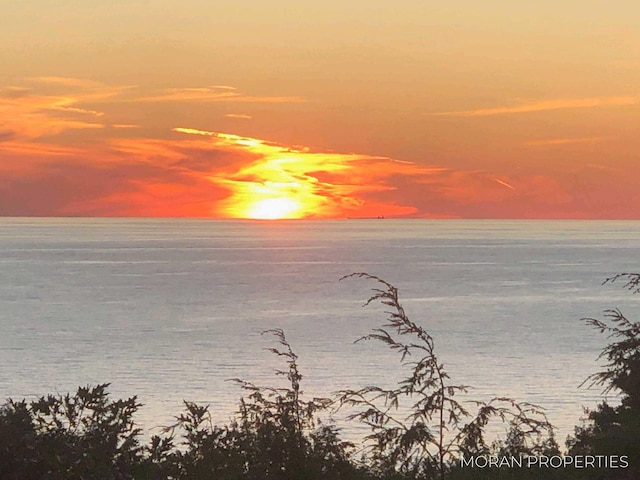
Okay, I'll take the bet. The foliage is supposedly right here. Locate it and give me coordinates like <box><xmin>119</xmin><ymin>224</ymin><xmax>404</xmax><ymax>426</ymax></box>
<box><xmin>161</xmin><ymin>328</ymin><xmax>358</xmax><ymax>479</ymax></box>
<box><xmin>0</xmin><ymin>330</ymin><xmax>358</xmax><ymax>480</ymax></box>
<box><xmin>337</xmin><ymin>273</ymin><xmax>555</xmax><ymax>480</ymax></box>
<box><xmin>566</xmin><ymin>273</ymin><xmax>640</xmax><ymax>479</ymax></box>
<box><xmin>0</xmin><ymin>384</ymin><xmax>144</xmax><ymax>480</ymax></box>
<box><xmin>604</xmin><ymin>272</ymin><xmax>640</xmax><ymax>295</ymax></box>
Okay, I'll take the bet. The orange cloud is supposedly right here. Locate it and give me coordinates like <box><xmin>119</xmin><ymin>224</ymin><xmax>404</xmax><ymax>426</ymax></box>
<box><xmin>493</xmin><ymin>178</ymin><xmax>516</xmax><ymax>190</ymax></box>
<box><xmin>49</xmin><ymin>105</ymin><xmax>104</xmax><ymax>117</ymax></box>
<box><xmin>135</xmin><ymin>86</ymin><xmax>304</xmax><ymax>104</ymax></box>
<box><xmin>523</xmin><ymin>137</ymin><xmax>606</xmax><ymax>146</ymax></box>
<box><xmin>173</xmin><ymin>127</ymin><xmax>447</xmax><ymax>219</ymax></box>
<box><xmin>1</xmin><ymin>77</ymin><xmax>639</xmax><ymax>220</ymax></box>
<box><xmin>0</xmin><ymin>78</ymin><xmax>299</xmax><ymax>151</ymax></box>
<box><xmin>0</xmin><ymin>77</ymin><xmax>129</xmax><ymax>141</ymax></box>
<box><xmin>431</xmin><ymin>96</ymin><xmax>638</xmax><ymax>117</ymax></box>
<box><xmin>29</xmin><ymin>76</ymin><xmax>107</xmax><ymax>88</ymax></box>
<box><xmin>1</xmin><ymin>78</ymin><xmax>420</xmax><ymax>218</ymax></box>
<box><xmin>0</xmin><ymin>141</ymin><xmax>82</xmax><ymax>158</ymax></box>
<box><xmin>2</xmin><ymin>121</ymin><xmax>639</xmax><ymax>218</ymax></box>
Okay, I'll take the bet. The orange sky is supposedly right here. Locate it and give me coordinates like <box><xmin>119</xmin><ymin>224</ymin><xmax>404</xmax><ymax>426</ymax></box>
<box><xmin>1</xmin><ymin>2</ymin><xmax>639</xmax><ymax>219</ymax></box>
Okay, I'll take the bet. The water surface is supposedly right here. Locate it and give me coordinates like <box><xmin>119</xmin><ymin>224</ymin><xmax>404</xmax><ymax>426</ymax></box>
<box><xmin>1</xmin><ymin>218</ymin><xmax>638</xmax><ymax>442</ymax></box>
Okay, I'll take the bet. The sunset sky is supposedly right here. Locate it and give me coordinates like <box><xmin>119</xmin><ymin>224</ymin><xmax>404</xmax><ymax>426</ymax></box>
<box><xmin>1</xmin><ymin>1</ymin><xmax>639</xmax><ymax>219</ymax></box>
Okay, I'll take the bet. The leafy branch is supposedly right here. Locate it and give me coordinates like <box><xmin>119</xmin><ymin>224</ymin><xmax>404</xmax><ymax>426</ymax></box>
<box><xmin>338</xmin><ymin>273</ymin><xmax>555</xmax><ymax>479</ymax></box>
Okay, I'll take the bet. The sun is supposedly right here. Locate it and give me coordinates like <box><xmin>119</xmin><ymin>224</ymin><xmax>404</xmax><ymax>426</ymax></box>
<box><xmin>246</xmin><ymin>197</ymin><xmax>304</xmax><ymax>220</ymax></box>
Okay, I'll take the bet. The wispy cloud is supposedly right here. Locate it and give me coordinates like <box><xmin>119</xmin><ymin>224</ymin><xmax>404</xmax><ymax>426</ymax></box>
<box><xmin>493</xmin><ymin>178</ymin><xmax>516</xmax><ymax>190</ymax></box>
<box><xmin>28</xmin><ymin>76</ymin><xmax>132</xmax><ymax>100</ymax></box>
<box><xmin>173</xmin><ymin>127</ymin><xmax>217</xmax><ymax>137</ymax></box>
<box><xmin>49</xmin><ymin>105</ymin><xmax>104</xmax><ymax>117</ymax></box>
<box><xmin>524</xmin><ymin>137</ymin><xmax>606</xmax><ymax>146</ymax></box>
<box><xmin>0</xmin><ymin>77</ymin><xmax>303</xmax><ymax>145</ymax></box>
<box><xmin>430</xmin><ymin>96</ymin><xmax>638</xmax><ymax>117</ymax></box>
<box><xmin>0</xmin><ymin>76</ymin><xmax>301</xmax><ymax>155</ymax></box>
<box><xmin>0</xmin><ymin>141</ymin><xmax>82</xmax><ymax>157</ymax></box>
<box><xmin>0</xmin><ymin>78</ymin><xmax>131</xmax><ymax>140</ymax></box>
<box><xmin>0</xmin><ymin>86</ymin><xmax>32</xmax><ymax>99</ymax></box>
<box><xmin>29</xmin><ymin>76</ymin><xmax>105</xmax><ymax>88</ymax></box>
<box><xmin>136</xmin><ymin>86</ymin><xmax>304</xmax><ymax>104</ymax></box>
<box><xmin>585</xmin><ymin>163</ymin><xmax>622</xmax><ymax>173</ymax></box>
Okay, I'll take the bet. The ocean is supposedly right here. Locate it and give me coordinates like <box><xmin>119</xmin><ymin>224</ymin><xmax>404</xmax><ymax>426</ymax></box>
<box><xmin>1</xmin><ymin>218</ymin><xmax>638</xmax><ymax>444</ymax></box>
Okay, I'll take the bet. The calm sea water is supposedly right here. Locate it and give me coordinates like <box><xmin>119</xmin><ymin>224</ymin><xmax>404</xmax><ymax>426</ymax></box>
<box><xmin>1</xmin><ymin>218</ymin><xmax>639</xmax><ymax>444</ymax></box>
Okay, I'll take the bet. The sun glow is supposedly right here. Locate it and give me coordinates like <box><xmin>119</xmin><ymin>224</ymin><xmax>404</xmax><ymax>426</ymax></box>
<box><xmin>246</xmin><ymin>197</ymin><xmax>303</xmax><ymax>219</ymax></box>
<box><xmin>202</xmin><ymin>135</ymin><xmax>345</xmax><ymax>219</ymax></box>
<box><xmin>175</xmin><ymin>128</ymin><xmax>420</xmax><ymax>219</ymax></box>
<box><xmin>223</xmin><ymin>178</ymin><xmax>321</xmax><ymax>219</ymax></box>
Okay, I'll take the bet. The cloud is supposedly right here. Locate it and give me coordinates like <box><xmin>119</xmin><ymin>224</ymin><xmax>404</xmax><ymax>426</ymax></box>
<box><xmin>27</xmin><ymin>76</ymin><xmax>132</xmax><ymax>101</ymax></box>
<box><xmin>173</xmin><ymin>130</ymin><xmax>452</xmax><ymax>218</ymax></box>
<box><xmin>493</xmin><ymin>178</ymin><xmax>516</xmax><ymax>190</ymax></box>
<box><xmin>2</xmin><ymin>121</ymin><xmax>639</xmax><ymax>218</ymax></box>
<box><xmin>523</xmin><ymin>137</ymin><xmax>606</xmax><ymax>146</ymax></box>
<box><xmin>225</xmin><ymin>113</ymin><xmax>252</xmax><ymax>119</ymax></box>
<box><xmin>0</xmin><ymin>127</ymin><xmax>257</xmax><ymax>216</ymax></box>
<box><xmin>49</xmin><ymin>105</ymin><xmax>104</xmax><ymax>117</ymax></box>
<box><xmin>0</xmin><ymin>77</ymin><xmax>305</xmax><ymax>147</ymax></box>
<box><xmin>0</xmin><ymin>129</ymin><xmax>16</xmax><ymax>142</ymax></box>
<box><xmin>0</xmin><ymin>141</ymin><xmax>83</xmax><ymax>157</ymax></box>
<box><xmin>111</xmin><ymin>124</ymin><xmax>141</xmax><ymax>129</ymax></box>
<box><xmin>0</xmin><ymin>78</ymin><xmax>128</xmax><ymax>141</ymax></box>
<box><xmin>136</xmin><ymin>86</ymin><xmax>304</xmax><ymax>104</ymax></box>
<box><xmin>0</xmin><ymin>86</ymin><xmax>32</xmax><ymax>99</ymax></box>
<box><xmin>173</xmin><ymin>127</ymin><xmax>217</xmax><ymax>137</ymax></box>
<box><xmin>2</xmin><ymin>77</ymin><xmax>639</xmax><ymax>219</ymax></box>
<box><xmin>28</xmin><ymin>76</ymin><xmax>104</xmax><ymax>88</ymax></box>
<box><xmin>430</xmin><ymin>96</ymin><xmax>638</xmax><ymax>117</ymax></box>
<box><xmin>0</xmin><ymin>160</ymin><xmax>230</xmax><ymax>217</ymax></box>
<box><xmin>585</xmin><ymin>163</ymin><xmax>622</xmax><ymax>173</ymax></box>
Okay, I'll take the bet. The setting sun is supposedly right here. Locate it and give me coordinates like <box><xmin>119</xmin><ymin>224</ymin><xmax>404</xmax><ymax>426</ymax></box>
<box><xmin>246</xmin><ymin>197</ymin><xmax>303</xmax><ymax>219</ymax></box>
<box><xmin>206</xmin><ymin>140</ymin><xmax>360</xmax><ymax>219</ymax></box>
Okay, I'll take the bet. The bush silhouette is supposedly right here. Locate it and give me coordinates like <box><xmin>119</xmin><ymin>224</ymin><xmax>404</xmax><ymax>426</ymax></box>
<box><xmin>0</xmin><ymin>384</ymin><xmax>143</xmax><ymax>479</ymax></box>
<box><xmin>566</xmin><ymin>273</ymin><xmax>640</xmax><ymax>480</ymax></box>
<box><xmin>160</xmin><ymin>328</ymin><xmax>358</xmax><ymax>479</ymax></box>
